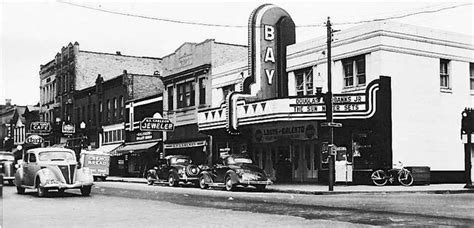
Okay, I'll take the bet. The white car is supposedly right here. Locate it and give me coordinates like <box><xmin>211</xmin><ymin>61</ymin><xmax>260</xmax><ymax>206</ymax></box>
<box><xmin>14</xmin><ymin>148</ymin><xmax>94</xmax><ymax>197</ymax></box>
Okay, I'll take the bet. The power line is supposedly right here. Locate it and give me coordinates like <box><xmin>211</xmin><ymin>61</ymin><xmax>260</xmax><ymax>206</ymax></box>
<box><xmin>57</xmin><ymin>0</ymin><xmax>472</xmax><ymax>28</ymax></box>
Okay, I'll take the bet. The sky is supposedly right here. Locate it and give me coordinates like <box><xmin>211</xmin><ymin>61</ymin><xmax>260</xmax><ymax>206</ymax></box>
<box><xmin>0</xmin><ymin>0</ymin><xmax>473</xmax><ymax>106</ymax></box>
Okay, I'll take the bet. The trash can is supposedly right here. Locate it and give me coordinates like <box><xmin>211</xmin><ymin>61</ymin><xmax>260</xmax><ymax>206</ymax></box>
<box><xmin>406</xmin><ymin>166</ymin><xmax>430</xmax><ymax>185</ymax></box>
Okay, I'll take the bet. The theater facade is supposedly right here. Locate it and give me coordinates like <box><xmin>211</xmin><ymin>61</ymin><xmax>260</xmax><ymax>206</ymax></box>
<box><xmin>197</xmin><ymin>4</ymin><xmax>474</xmax><ymax>184</ymax></box>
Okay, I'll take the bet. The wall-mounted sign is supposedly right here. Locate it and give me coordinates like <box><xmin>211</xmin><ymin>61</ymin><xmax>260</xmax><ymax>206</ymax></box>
<box><xmin>164</xmin><ymin>140</ymin><xmax>206</xmax><ymax>149</ymax></box>
<box><xmin>25</xmin><ymin>135</ymin><xmax>44</xmax><ymax>144</ymax></box>
<box><xmin>62</xmin><ymin>123</ymin><xmax>75</xmax><ymax>134</ymax></box>
<box><xmin>135</xmin><ymin>131</ymin><xmax>153</xmax><ymax>141</ymax></box>
<box><xmin>245</xmin><ymin>4</ymin><xmax>295</xmax><ymax>99</ymax></box>
<box><xmin>253</xmin><ymin>123</ymin><xmax>317</xmax><ymax>143</ymax></box>
<box><xmin>30</xmin><ymin>122</ymin><xmax>52</xmax><ymax>133</ymax></box>
<box><xmin>140</xmin><ymin>118</ymin><xmax>175</xmax><ymax>131</ymax></box>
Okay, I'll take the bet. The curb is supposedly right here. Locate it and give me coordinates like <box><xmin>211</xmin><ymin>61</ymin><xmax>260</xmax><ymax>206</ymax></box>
<box><xmin>104</xmin><ymin>178</ymin><xmax>474</xmax><ymax>195</ymax></box>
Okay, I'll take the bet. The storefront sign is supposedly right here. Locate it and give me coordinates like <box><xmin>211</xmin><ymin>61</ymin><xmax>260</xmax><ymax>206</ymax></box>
<box><xmin>135</xmin><ymin>131</ymin><xmax>153</xmax><ymax>141</ymax></box>
<box><xmin>253</xmin><ymin>123</ymin><xmax>316</xmax><ymax>143</ymax></box>
<box><xmin>164</xmin><ymin>140</ymin><xmax>206</xmax><ymax>149</ymax></box>
<box><xmin>30</xmin><ymin>122</ymin><xmax>51</xmax><ymax>133</ymax></box>
<box><xmin>62</xmin><ymin>123</ymin><xmax>75</xmax><ymax>134</ymax></box>
<box><xmin>140</xmin><ymin>118</ymin><xmax>175</xmax><ymax>131</ymax></box>
<box><xmin>25</xmin><ymin>135</ymin><xmax>44</xmax><ymax>144</ymax></box>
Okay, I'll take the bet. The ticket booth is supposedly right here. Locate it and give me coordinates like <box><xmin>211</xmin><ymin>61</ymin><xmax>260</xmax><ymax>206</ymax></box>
<box><xmin>335</xmin><ymin>147</ymin><xmax>353</xmax><ymax>183</ymax></box>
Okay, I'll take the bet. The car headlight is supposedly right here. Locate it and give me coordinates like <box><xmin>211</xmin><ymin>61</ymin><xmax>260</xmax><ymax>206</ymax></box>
<box><xmin>178</xmin><ymin>169</ymin><xmax>185</xmax><ymax>174</ymax></box>
<box><xmin>236</xmin><ymin>169</ymin><xmax>244</xmax><ymax>176</ymax></box>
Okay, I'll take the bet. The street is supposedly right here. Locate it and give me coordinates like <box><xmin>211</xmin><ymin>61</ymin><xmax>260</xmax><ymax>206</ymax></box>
<box><xmin>2</xmin><ymin>181</ymin><xmax>473</xmax><ymax>227</ymax></box>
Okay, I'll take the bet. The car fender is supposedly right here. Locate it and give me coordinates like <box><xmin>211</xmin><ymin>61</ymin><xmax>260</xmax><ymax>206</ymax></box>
<box><xmin>225</xmin><ymin>170</ymin><xmax>239</xmax><ymax>185</ymax></box>
<box><xmin>14</xmin><ymin>169</ymin><xmax>24</xmax><ymax>186</ymax></box>
<box><xmin>199</xmin><ymin>171</ymin><xmax>213</xmax><ymax>184</ymax></box>
<box><xmin>76</xmin><ymin>167</ymin><xmax>94</xmax><ymax>183</ymax></box>
<box><xmin>35</xmin><ymin>168</ymin><xmax>59</xmax><ymax>187</ymax></box>
<box><xmin>146</xmin><ymin>169</ymin><xmax>158</xmax><ymax>179</ymax></box>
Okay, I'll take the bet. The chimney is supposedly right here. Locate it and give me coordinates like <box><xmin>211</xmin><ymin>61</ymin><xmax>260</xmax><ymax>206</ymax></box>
<box><xmin>5</xmin><ymin>99</ymin><xmax>11</xmax><ymax>106</ymax></box>
<box><xmin>116</xmin><ymin>51</ymin><xmax>122</xmax><ymax>55</ymax></box>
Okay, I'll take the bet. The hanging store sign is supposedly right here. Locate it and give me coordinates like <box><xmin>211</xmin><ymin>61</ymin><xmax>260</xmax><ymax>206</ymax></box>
<box><xmin>30</xmin><ymin>122</ymin><xmax>52</xmax><ymax>133</ymax></box>
<box><xmin>139</xmin><ymin>118</ymin><xmax>175</xmax><ymax>131</ymax></box>
<box><xmin>135</xmin><ymin>131</ymin><xmax>153</xmax><ymax>141</ymax></box>
<box><xmin>62</xmin><ymin>123</ymin><xmax>75</xmax><ymax>134</ymax></box>
<box><xmin>25</xmin><ymin>135</ymin><xmax>44</xmax><ymax>144</ymax></box>
<box><xmin>164</xmin><ymin>140</ymin><xmax>206</xmax><ymax>149</ymax></box>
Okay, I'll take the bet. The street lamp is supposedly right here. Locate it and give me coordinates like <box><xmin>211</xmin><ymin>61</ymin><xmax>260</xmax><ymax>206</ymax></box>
<box><xmin>315</xmin><ymin>73</ymin><xmax>324</xmax><ymax>98</ymax></box>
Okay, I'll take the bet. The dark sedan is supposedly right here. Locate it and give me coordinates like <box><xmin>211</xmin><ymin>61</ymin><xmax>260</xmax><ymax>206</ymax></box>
<box><xmin>145</xmin><ymin>155</ymin><xmax>201</xmax><ymax>187</ymax></box>
<box><xmin>198</xmin><ymin>154</ymin><xmax>272</xmax><ymax>191</ymax></box>
<box><xmin>0</xmin><ymin>151</ymin><xmax>16</xmax><ymax>185</ymax></box>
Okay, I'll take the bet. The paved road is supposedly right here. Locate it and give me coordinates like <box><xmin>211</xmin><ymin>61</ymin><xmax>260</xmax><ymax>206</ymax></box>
<box><xmin>1</xmin><ymin>185</ymin><xmax>354</xmax><ymax>228</ymax></box>
<box><xmin>2</xmin><ymin>182</ymin><xmax>474</xmax><ymax>227</ymax></box>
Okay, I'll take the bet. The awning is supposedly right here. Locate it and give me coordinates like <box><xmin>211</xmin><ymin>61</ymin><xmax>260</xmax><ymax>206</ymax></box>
<box><xmin>115</xmin><ymin>141</ymin><xmax>159</xmax><ymax>155</ymax></box>
<box><xmin>95</xmin><ymin>143</ymin><xmax>123</xmax><ymax>155</ymax></box>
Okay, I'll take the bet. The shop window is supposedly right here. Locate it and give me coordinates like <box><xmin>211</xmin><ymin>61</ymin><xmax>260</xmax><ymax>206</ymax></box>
<box><xmin>199</xmin><ymin>78</ymin><xmax>206</xmax><ymax>105</ymax></box>
<box><xmin>177</xmin><ymin>81</ymin><xmax>195</xmax><ymax>108</ymax></box>
<box><xmin>440</xmin><ymin>59</ymin><xmax>450</xmax><ymax>89</ymax></box>
<box><xmin>343</xmin><ymin>55</ymin><xmax>366</xmax><ymax>88</ymax></box>
<box><xmin>168</xmin><ymin>86</ymin><xmax>174</xmax><ymax>110</ymax></box>
<box><xmin>305</xmin><ymin>144</ymin><xmax>311</xmax><ymax>170</ymax></box>
<box><xmin>470</xmin><ymin>63</ymin><xmax>474</xmax><ymax>91</ymax></box>
<box><xmin>222</xmin><ymin>84</ymin><xmax>235</xmax><ymax>101</ymax></box>
<box><xmin>295</xmin><ymin>67</ymin><xmax>313</xmax><ymax>96</ymax></box>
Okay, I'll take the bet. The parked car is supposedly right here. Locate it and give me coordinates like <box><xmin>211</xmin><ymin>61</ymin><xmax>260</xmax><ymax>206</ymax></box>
<box><xmin>14</xmin><ymin>147</ymin><xmax>94</xmax><ymax>197</ymax></box>
<box><xmin>80</xmin><ymin>150</ymin><xmax>110</xmax><ymax>181</ymax></box>
<box><xmin>145</xmin><ymin>155</ymin><xmax>201</xmax><ymax>187</ymax></box>
<box><xmin>199</xmin><ymin>154</ymin><xmax>272</xmax><ymax>191</ymax></box>
<box><xmin>0</xmin><ymin>151</ymin><xmax>16</xmax><ymax>185</ymax></box>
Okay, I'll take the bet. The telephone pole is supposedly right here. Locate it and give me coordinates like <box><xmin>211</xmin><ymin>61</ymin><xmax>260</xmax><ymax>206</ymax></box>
<box><xmin>326</xmin><ymin>17</ymin><xmax>335</xmax><ymax>191</ymax></box>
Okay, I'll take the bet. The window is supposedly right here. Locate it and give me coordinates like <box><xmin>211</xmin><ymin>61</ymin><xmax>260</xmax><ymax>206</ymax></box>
<box><xmin>470</xmin><ymin>63</ymin><xmax>474</xmax><ymax>91</ymax></box>
<box><xmin>113</xmin><ymin>97</ymin><xmax>117</xmax><ymax>119</ymax></box>
<box><xmin>440</xmin><ymin>59</ymin><xmax>450</xmax><ymax>89</ymax></box>
<box><xmin>343</xmin><ymin>55</ymin><xmax>366</xmax><ymax>88</ymax></box>
<box><xmin>168</xmin><ymin>86</ymin><xmax>174</xmax><ymax>110</ymax></box>
<box><xmin>107</xmin><ymin>100</ymin><xmax>111</xmax><ymax>120</ymax></box>
<box><xmin>177</xmin><ymin>81</ymin><xmax>195</xmax><ymax>108</ymax></box>
<box><xmin>98</xmin><ymin>102</ymin><xmax>102</xmax><ymax>124</ymax></box>
<box><xmin>199</xmin><ymin>78</ymin><xmax>206</xmax><ymax>105</ymax></box>
<box><xmin>222</xmin><ymin>84</ymin><xmax>235</xmax><ymax>100</ymax></box>
<box><xmin>295</xmin><ymin>67</ymin><xmax>313</xmax><ymax>96</ymax></box>
<box><xmin>119</xmin><ymin>96</ymin><xmax>124</xmax><ymax>118</ymax></box>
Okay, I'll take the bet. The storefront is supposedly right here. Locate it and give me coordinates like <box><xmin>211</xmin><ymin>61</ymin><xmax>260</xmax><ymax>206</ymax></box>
<box><xmin>114</xmin><ymin>138</ymin><xmax>161</xmax><ymax>177</ymax></box>
<box><xmin>164</xmin><ymin>124</ymin><xmax>210</xmax><ymax>165</ymax></box>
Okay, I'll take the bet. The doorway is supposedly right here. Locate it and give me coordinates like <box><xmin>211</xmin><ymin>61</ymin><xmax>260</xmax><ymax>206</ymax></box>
<box><xmin>291</xmin><ymin>141</ymin><xmax>318</xmax><ymax>182</ymax></box>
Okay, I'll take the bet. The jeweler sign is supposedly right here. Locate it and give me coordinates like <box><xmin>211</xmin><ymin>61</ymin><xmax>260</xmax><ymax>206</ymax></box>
<box><xmin>139</xmin><ymin>118</ymin><xmax>175</xmax><ymax>131</ymax></box>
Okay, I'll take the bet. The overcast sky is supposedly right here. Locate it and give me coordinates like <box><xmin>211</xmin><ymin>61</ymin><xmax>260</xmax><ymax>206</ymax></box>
<box><xmin>1</xmin><ymin>0</ymin><xmax>472</xmax><ymax>106</ymax></box>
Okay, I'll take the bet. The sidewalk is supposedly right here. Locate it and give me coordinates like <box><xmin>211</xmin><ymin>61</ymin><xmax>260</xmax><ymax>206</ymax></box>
<box><xmin>105</xmin><ymin>176</ymin><xmax>474</xmax><ymax>195</ymax></box>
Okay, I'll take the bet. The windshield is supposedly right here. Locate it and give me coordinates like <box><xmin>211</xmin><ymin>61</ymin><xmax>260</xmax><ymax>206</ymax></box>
<box><xmin>0</xmin><ymin>154</ymin><xmax>14</xmax><ymax>161</ymax></box>
<box><xmin>170</xmin><ymin>157</ymin><xmax>191</xmax><ymax>165</ymax></box>
<box><xmin>39</xmin><ymin>151</ymin><xmax>75</xmax><ymax>161</ymax></box>
<box><xmin>227</xmin><ymin>157</ymin><xmax>253</xmax><ymax>165</ymax></box>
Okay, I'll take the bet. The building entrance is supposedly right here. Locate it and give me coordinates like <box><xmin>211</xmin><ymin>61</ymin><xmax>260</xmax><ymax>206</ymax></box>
<box><xmin>291</xmin><ymin>141</ymin><xmax>318</xmax><ymax>182</ymax></box>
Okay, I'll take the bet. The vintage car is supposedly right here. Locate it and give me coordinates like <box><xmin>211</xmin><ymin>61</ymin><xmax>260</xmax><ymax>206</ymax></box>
<box><xmin>14</xmin><ymin>147</ymin><xmax>94</xmax><ymax>197</ymax></box>
<box><xmin>0</xmin><ymin>151</ymin><xmax>16</xmax><ymax>185</ymax></box>
<box><xmin>145</xmin><ymin>155</ymin><xmax>201</xmax><ymax>187</ymax></box>
<box><xmin>199</xmin><ymin>154</ymin><xmax>272</xmax><ymax>191</ymax></box>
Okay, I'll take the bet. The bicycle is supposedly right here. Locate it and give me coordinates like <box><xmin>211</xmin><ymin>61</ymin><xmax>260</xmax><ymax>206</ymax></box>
<box><xmin>370</xmin><ymin>162</ymin><xmax>414</xmax><ymax>186</ymax></box>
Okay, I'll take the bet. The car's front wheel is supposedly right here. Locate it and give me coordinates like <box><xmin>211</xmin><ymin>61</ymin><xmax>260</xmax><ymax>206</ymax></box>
<box><xmin>81</xmin><ymin>186</ymin><xmax>92</xmax><ymax>196</ymax></box>
<box><xmin>37</xmin><ymin>186</ymin><xmax>48</xmax><ymax>197</ymax></box>
<box><xmin>225</xmin><ymin>176</ymin><xmax>235</xmax><ymax>191</ymax></box>
<box><xmin>199</xmin><ymin>175</ymin><xmax>209</xmax><ymax>189</ymax></box>
<box><xmin>16</xmin><ymin>186</ymin><xmax>25</xmax><ymax>194</ymax></box>
<box><xmin>168</xmin><ymin>175</ymin><xmax>178</xmax><ymax>187</ymax></box>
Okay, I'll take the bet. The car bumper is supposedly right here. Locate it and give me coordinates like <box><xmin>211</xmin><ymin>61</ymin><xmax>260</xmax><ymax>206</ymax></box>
<box><xmin>43</xmin><ymin>182</ymin><xmax>94</xmax><ymax>189</ymax></box>
<box><xmin>181</xmin><ymin>176</ymin><xmax>199</xmax><ymax>182</ymax></box>
<box><xmin>2</xmin><ymin>176</ymin><xmax>14</xmax><ymax>180</ymax></box>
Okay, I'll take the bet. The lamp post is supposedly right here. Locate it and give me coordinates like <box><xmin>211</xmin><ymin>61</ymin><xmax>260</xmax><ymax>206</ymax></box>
<box><xmin>326</xmin><ymin>17</ymin><xmax>335</xmax><ymax>191</ymax></box>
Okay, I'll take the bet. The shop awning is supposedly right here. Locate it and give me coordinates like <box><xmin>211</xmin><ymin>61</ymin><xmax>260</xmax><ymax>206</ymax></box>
<box><xmin>115</xmin><ymin>141</ymin><xmax>159</xmax><ymax>155</ymax></box>
<box><xmin>95</xmin><ymin>143</ymin><xmax>123</xmax><ymax>155</ymax></box>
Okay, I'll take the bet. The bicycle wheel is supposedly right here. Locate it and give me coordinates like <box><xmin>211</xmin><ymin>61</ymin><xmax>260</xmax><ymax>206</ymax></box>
<box><xmin>371</xmin><ymin>170</ymin><xmax>388</xmax><ymax>186</ymax></box>
<box><xmin>398</xmin><ymin>170</ymin><xmax>414</xmax><ymax>186</ymax></box>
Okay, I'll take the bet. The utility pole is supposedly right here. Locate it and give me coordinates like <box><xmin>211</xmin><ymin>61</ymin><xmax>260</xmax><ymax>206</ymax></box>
<box><xmin>326</xmin><ymin>17</ymin><xmax>335</xmax><ymax>191</ymax></box>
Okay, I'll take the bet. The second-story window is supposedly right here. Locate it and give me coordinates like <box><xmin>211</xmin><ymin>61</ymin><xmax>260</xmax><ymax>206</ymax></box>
<box><xmin>295</xmin><ymin>67</ymin><xmax>313</xmax><ymax>96</ymax></box>
<box><xmin>120</xmin><ymin>96</ymin><xmax>124</xmax><ymax>118</ymax></box>
<box><xmin>107</xmin><ymin>100</ymin><xmax>111</xmax><ymax>120</ymax></box>
<box><xmin>168</xmin><ymin>86</ymin><xmax>174</xmax><ymax>110</ymax></box>
<box><xmin>177</xmin><ymin>81</ymin><xmax>195</xmax><ymax>108</ymax></box>
<box><xmin>199</xmin><ymin>78</ymin><xmax>206</xmax><ymax>105</ymax></box>
<box><xmin>98</xmin><ymin>102</ymin><xmax>102</xmax><ymax>124</ymax></box>
<box><xmin>113</xmin><ymin>97</ymin><xmax>117</xmax><ymax>120</ymax></box>
<box><xmin>440</xmin><ymin>59</ymin><xmax>450</xmax><ymax>89</ymax></box>
<box><xmin>343</xmin><ymin>55</ymin><xmax>366</xmax><ymax>88</ymax></box>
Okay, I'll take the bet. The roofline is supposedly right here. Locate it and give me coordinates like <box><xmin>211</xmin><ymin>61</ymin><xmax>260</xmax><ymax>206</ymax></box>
<box><xmin>214</xmin><ymin>41</ymin><xmax>247</xmax><ymax>48</ymax></box>
<box><xmin>79</xmin><ymin>50</ymin><xmax>162</xmax><ymax>60</ymax></box>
